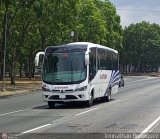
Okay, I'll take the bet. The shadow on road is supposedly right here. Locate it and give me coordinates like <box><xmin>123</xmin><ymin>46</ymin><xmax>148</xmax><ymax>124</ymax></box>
<box><xmin>32</xmin><ymin>99</ymin><xmax>115</xmax><ymax>110</ymax></box>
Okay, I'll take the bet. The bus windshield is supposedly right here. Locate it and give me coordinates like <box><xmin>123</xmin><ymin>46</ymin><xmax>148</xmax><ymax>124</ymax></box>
<box><xmin>42</xmin><ymin>51</ymin><xmax>87</xmax><ymax>84</ymax></box>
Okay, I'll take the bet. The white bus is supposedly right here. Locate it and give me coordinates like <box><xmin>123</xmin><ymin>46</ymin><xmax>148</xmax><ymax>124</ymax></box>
<box><xmin>35</xmin><ymin>42</ymin><xmax>119</xmax><ymax>108</ymax></box>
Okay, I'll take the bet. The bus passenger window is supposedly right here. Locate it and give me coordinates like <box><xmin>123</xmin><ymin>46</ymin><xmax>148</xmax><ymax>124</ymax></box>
<box><xmin>89</xmin><ymin>48</ymin><xmax>96</xmax><ymax>80</ymax></box>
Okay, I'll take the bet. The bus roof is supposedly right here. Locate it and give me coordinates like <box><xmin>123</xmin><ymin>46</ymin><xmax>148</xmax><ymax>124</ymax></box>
<box><xmin>47</xmin><ymin>42</ymin><xmax>118</xmax><ymax>54</ymax></box>
<box><xmin>68</xmin><ymin>42</ymin><xmax>118</xmax><ymax>54</ymax></box>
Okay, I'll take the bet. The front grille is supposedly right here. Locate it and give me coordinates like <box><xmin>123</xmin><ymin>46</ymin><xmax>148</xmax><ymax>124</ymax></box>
<box><xmin>65</xmin><ymin>90</ymin><xmax>74</xmax><ymax>92</ymax></box>
<box><xmin>49</xmin><ymin>95</ymin><xmax>59</xmax><ymax>99</ymax></box>
<box><xmin>52</xmin><ymin>89</ymin><xmax>74</xmax><ymax>93</ymax></box>
<box><xmin>66</xmin><ymin>95</ymin><xmax>77</xmax><ymax>99</ymax></box>
<box><xmin>52</xmin><ymin>90</ymin><xmax>59</xmax><ymax>93</ymax></box>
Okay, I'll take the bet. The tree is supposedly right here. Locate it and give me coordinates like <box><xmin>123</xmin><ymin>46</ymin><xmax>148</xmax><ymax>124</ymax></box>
<box><xmin>95</xmin><ymin>0</ymin><xmax>123</xmax><ymax>50</ymax></box>
<box><xmin>122</xmin><ymin>21</ymin><xmax>160</xmax><ymax>73</ymax></box>
<box><xmin>0</xmin><ymin>0</ymin><xmax>123</xmax><ymax>84</ymax></box>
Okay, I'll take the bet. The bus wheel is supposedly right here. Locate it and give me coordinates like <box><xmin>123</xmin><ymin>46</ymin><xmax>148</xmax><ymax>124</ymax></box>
<box><xmin>48</xmin><ymin>101</ymin><xmax>55</xmax><ymax>109</ymax></box>
<box><xmin>85</xmin><ymin>92</ymin><xmax>94</xmax><ymax>107</ymax></box>
<box><xmin>106</xmin><ymin>89</ymin><xmax>111</xmax><ymax>102</ymax></box>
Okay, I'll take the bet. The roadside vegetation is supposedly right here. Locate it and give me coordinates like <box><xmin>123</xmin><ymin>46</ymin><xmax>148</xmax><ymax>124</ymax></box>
<box><xmin>0</xmin><ymin>0</ymin><xmax>160</xmax><ymax>85</ymax></box>
<box><xmin>122</xmin><ymin>22</ymin><xmax>160</xmax><ymax>73</ymax></box>
<box><xmin>0</xmin><ymin>0</ymin><xmax>122</xmax><ymax>84</ymax></box>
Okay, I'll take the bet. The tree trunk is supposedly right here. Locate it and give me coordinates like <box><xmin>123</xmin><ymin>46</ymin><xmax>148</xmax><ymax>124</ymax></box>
<box><xmin>129</xmin><ymin>64</ymin><xmax>131</xmax><ymax>73</ymax></box>
<box><xmin>39</xmin><ymin>28</ymin><xmax>46</xmax><ymax>51</ymax></box>
<box><xmin>0</xmin><ymin>65</ymin><xmax>3</xmax><ymax>80</ymax></box>
<box><xmin>19</xmin><ymin>64</ymin><xmax>22</xmax><ymax>78</ymax></box>
<box><xmin>10</xmin><ymin>47</ymin><xmax>16</xmax><ymax>85</ymax></box>
<box><xmin>10</xmin><ymin>62</ymin><xmax>16</xmax><ymax>85</ymax></box>
<box><xmin>32</xmin><ymin>65</ymin><xmax>35</xmax><ymax>78</ymax></box>
<box><xmin>29</xmin><ymin>57</ymin><xmax>31</xmax><ymax>79</ymax></box>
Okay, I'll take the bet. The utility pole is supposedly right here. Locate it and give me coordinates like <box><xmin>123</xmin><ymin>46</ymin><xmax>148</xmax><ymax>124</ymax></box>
<box><xmin>2</xmin><ymin>11</ymin><xmax>7</xmax><ymax>91</ymax></box>
<box><xmin>70</xmin><ymin>31</ymin><xmax>74</xmax><ymax>42</ymax></box>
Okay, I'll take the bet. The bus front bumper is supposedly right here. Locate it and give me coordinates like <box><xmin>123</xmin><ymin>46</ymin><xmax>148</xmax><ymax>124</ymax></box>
<box><xmin>42</xmin><ymin>91</ymin><xmax>89</xmax><ymax>102</ymax></box>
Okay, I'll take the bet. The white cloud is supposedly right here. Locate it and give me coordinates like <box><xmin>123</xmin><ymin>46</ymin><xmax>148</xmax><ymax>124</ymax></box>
<box><xmin>110</xmin><ymin>0</ymin><xmax>160</xmax><ymax>27</ymax></box>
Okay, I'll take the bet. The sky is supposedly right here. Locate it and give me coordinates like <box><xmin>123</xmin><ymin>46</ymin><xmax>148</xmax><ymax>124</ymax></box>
<box><xmin>110</xmin><ymin>0</ymin><xmax>160</xmax><ymax>27</ymax></box>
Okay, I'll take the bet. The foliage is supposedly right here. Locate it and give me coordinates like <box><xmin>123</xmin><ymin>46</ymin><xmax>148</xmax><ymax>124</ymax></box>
<box><xmin>122</xmin><ymin>21</ymin><xmax>160</xmax><ymax>72</ymax></box>
<box><xmin>0</xmin><ymin>0</ymin><xmax>122</xmax><ymax>84</ymax></box>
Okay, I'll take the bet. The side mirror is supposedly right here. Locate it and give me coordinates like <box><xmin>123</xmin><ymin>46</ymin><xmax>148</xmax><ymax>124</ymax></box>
<box><xmin>85</xmin><ymin>54</ymin><xmax>89</xmax><ymax>65</ymax></box>
<box><xmin>35</xmin><ymin>52</ymin><xmax>45</xmax><ymax>67</ymax></box>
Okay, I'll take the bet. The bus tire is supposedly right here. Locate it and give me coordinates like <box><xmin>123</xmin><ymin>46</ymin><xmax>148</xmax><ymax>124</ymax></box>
<box><xmin>48</xmin><ymin>101</ymin><xmax>55</xmax><ymax>109</ymax></box>
<box><xmin>106</xmin><ymin>89</ymin><xmax>111</xmax><ymax>102</ymax></box>
<box><xmin>122</xmin><ymin>83</ymin><xmax>124</xmax><ymax>87</ymax></box>
<box><xmin>85</xmin><ymin>92</ymin><xmax>94</xmax><ymax>107</ymax></box>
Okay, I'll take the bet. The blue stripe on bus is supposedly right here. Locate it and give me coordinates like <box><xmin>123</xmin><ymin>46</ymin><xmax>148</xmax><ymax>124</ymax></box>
<box><xmin>104</xmin><ymin>70</ymin><xmax>120</xmax><ymax>96</ymax></box>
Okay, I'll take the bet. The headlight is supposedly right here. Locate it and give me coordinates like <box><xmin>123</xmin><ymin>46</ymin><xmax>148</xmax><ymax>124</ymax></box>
<box><xmin>75</xmin><ymin>86</ymin><xmax>87</xmax><ymax>91</ymax></box>
<box><xmin>42</xmin><ymin>87</ymin><xmax>51</xmax><ymax>92</ymax></box>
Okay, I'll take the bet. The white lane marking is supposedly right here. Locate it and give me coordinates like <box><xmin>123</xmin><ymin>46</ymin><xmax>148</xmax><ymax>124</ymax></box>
<box><xmin>126</xmin><ymin>77</ymin><xmax>157</xmax><ymax>87</ymax></box>
<box><xmin>127</xmin><ymin>78</ymin><xmax>148</xmax><ymax>83</ymax></box>
<box><xmin>76</xmin><ymin>100</ymin><xmax>121</xmax><ymax>116</ymax></box>
<box><xmin>99</xmin><ymin>100</ymin><xmax>121</xmax><ymax>109</ymax></box>
<box><xmin>136</xmin><ymin>116</ymin><xmax>160</xmax><ymax>139</ymax></box>
<box><xmin>18</xmin><ymin>100</ymin><xmax>121</xmax><ymax>136</ymax></box>
<box><xmin>0</xmin><ymin>108</ymin><xmax>31</xmax><ymax>117</ymax></box>
<box><xmin>19</xmin><ymin>124</ymin><xmax>51</xmax><ymax>135</ymax></box>
<box><xmin>126</xmin><ymin>76</ymin><xmax>156</xmax><ymax>81</ymax></box>
<box><xmin>76</xmin><ymin>107</ymin><xmax>98</xmax><ymax>116</ymax></box>
<box><xmin>137</xmin><ymin>92</ymin><xmax>145</xmax><ymax>95</ymax></box>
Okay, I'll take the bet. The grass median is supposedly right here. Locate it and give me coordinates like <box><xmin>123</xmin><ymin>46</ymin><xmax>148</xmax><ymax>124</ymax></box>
<box><xmin>0</xmin><ymin>78</ymin><xmax>41</xmax><ymax>97</ymax></box>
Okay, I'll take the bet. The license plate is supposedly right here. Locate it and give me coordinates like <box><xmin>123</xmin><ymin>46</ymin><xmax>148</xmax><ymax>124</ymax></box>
<box><xmin>59</xmin><ymin>94</ymin><xmax>66</xmax><ymax>99</ymax></box>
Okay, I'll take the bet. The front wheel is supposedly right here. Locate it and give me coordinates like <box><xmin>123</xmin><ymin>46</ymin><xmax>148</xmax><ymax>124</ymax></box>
<box><xmin>48</xmin><ymin>101</ymin><xmax>55</xmax><ymax>109</ymax></box>
<box><xmin>85</xmin><ymin>93</ymin><xmax>94</xmax><ymax>107</ymax></box>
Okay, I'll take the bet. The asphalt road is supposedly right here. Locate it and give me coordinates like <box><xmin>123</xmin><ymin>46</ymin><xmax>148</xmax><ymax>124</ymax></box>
<box><xmin>0</xmin><ymin>76</ymin><xmax>160</xmax><ymax>139</ymax></box>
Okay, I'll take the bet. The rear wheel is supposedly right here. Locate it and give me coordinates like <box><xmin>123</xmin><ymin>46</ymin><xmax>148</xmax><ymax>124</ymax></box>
<box><xmin>106</xmin><ymin>89</ymin><xmax>111</xmax><ymax>102</ymax></box>
<box><xmin>48</xmin><ymin>101</ymin><xmax>55</xmax><ymax>109</ymax></box>
<box><xmin>122</xmin><ymin>82</ymin><xmax>124</xmax><ymax>87</ymax></box>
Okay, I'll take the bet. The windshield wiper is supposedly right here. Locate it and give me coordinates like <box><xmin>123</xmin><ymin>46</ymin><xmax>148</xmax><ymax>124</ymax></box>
<box><xmin>55</xmin><ymin>78</ymin><xmax>63</xmax><ymax>82</ymax></box>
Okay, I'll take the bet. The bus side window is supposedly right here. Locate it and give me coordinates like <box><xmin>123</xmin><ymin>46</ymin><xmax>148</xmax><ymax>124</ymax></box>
<box><xmin>105</xmin><ymin>52</ymin><xmax>108</xmax><ymax>69</ymax></box>
<box><xmin>107</xmin><ymin>52</ymin><xmax>113</xmax><ymax>70</ymax></box>
<box><xmin>113</xmin><ymin>54</ymin><xmax>118</xmax><ymax>70</ymax></box>
<box><xmin>97</xmin><ymin>49</ymin><xmax>102</xmax><ymax>70</ymax></box>
<box><xmin>102</xmin><ymin>50</ymin><xmax>106</xmax><ymax>70</ymax></box>
<box><xmin>89</xmin><ymin>48</ymin><xmax>96</xmax><ymax>80</ymax></box>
